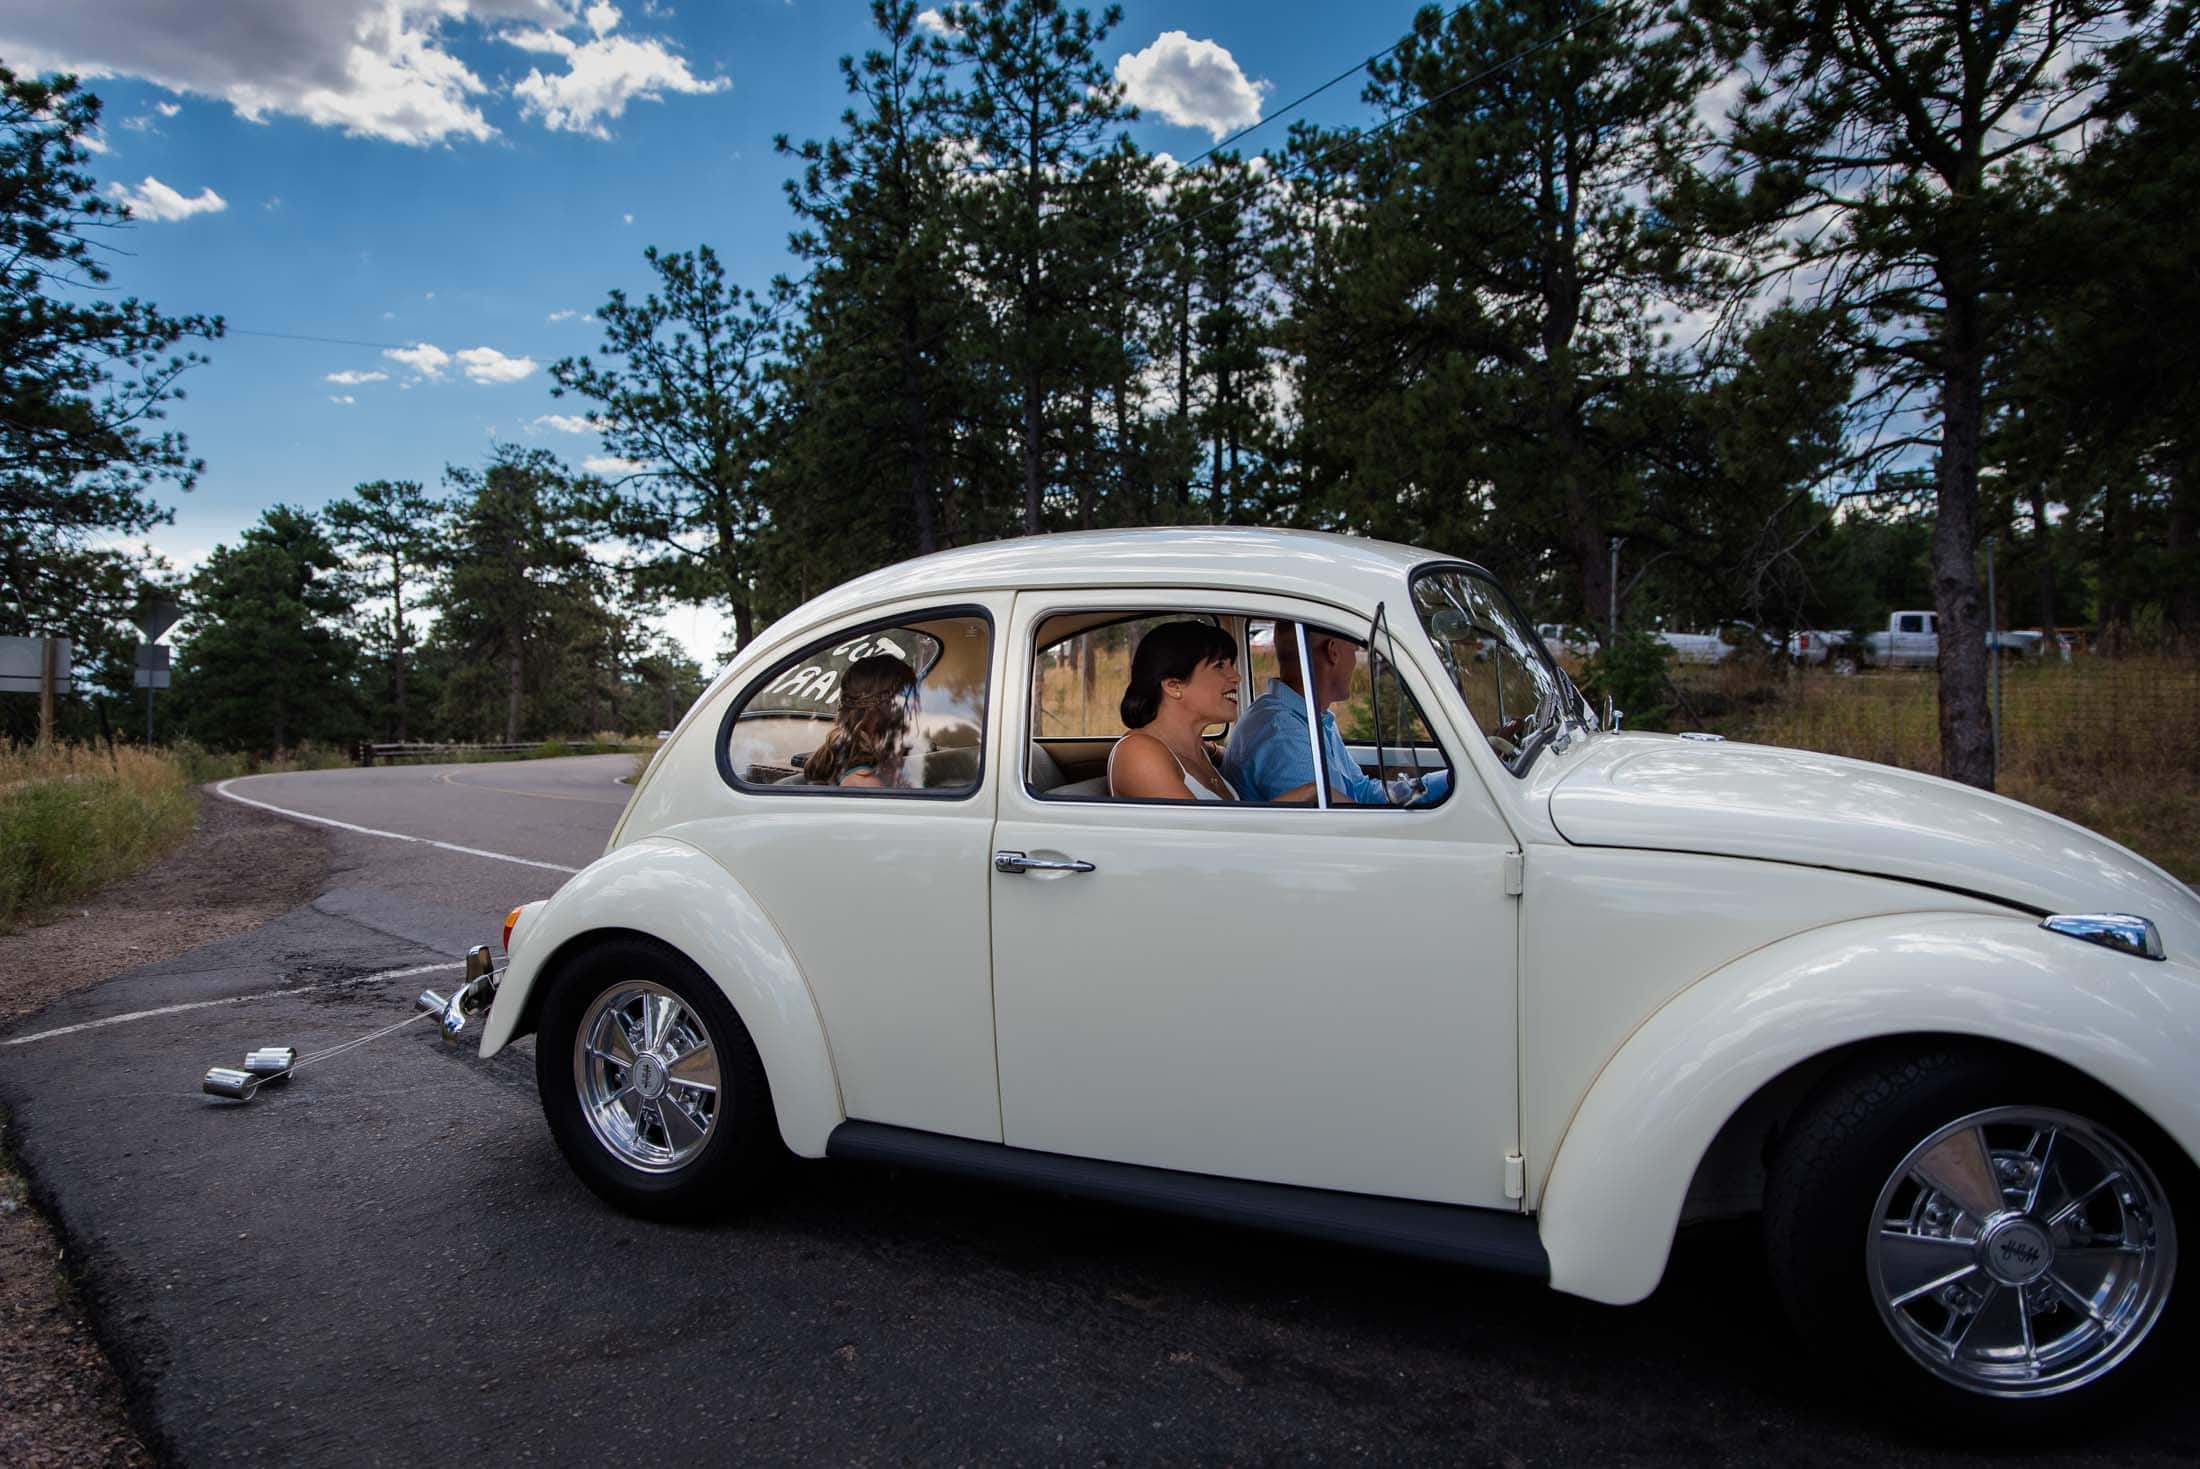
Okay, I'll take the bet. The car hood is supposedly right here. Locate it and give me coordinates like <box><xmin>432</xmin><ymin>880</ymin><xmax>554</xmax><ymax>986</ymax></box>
<box><xmin>1547</xmin><ymin>735</ymin><xmax>2200</xmax><ymax>957</ymax></box>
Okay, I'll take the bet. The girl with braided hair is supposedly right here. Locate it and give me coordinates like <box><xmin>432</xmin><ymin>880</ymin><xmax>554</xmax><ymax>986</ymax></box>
<box><xmin>805</xmin><ymin>653</ymin><xmax>919</xmax><ymax>788</ymax></box>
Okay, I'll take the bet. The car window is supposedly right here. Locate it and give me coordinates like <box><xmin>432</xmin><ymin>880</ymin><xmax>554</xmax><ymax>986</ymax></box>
<box><xmin>723</xmin><ymin>612</ymin><xmax>991</xmax><ymax>795</ymax></box>
<box><xmin>1025</xmin><ymin>609</ymin><xmax>1449</xmax><ymax>807</ymax></box>
<box><xmin>1033</xmin><ymin>614</ymin><xmax>1214</xmax><ymax>738</ymax></box>
<box><xmin>1412</xmin><ymin>567</ymin><xmax>1564</xmax><ymax>776</ymax></box>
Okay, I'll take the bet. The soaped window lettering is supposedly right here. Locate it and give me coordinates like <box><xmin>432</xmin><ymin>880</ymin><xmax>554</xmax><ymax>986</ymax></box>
<box><xmin>725</xmin><ymin>617</ymin><xmax>988</xmax><ymax>793</ymax></box>
<box><xmin>750</xmin><ymin>633</ymin><xmax>935</xmax><ymax>719</ymax></box>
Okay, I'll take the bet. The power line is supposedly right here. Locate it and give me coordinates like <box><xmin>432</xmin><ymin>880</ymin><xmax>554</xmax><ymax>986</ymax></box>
<box><xmin>1176</xmin><ymin>0</ymin><xmax>1476</xmax><ymax>173</ymax></box>
<box><xmin>226</xmin><ymin>327</ymin><xmax>420</xmax><ymax>351</ymax></box>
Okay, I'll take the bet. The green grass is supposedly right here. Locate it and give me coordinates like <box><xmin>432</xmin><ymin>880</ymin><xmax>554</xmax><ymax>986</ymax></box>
<box><xmin>1705</xmin><ymin>656</ymin><xmax>2200</xmax><ymax>882</ymax></box>
<box><xmin>0</xmin><ymin>744</ymin><xmax>198</xmax><ymax>932</ymax></box>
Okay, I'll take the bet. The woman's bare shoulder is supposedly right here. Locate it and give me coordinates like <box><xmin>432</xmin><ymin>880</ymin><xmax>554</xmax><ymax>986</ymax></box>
<box><xmin>1109</xmin><ymin>729</ymin><xmax>1184</xmax><ymax>798</ymax></box>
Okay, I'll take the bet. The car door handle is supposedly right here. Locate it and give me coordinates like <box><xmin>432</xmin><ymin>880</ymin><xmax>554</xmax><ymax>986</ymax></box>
<box><xmin>994</xmin><ymin>850</ymin><xmax>1095</xmax><ymax>875</ymax></box>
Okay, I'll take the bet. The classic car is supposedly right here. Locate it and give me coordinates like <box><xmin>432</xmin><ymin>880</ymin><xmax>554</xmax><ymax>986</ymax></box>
<box><xmin>470</xmin><ymin>527</ymin><xmax>2198</xmax><ymax>1427</ymax></box>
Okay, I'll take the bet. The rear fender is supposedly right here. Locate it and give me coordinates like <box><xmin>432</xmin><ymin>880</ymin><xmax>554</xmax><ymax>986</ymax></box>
<box><xmin>1536</xmin><ymin>911</ymin><xmax>2200</xmax><ymax>1305</ymax></box>
<box><xmin>479</xmin><ymin>837</ymin><xmax>844</xmax><ymax>1156</ymax></box>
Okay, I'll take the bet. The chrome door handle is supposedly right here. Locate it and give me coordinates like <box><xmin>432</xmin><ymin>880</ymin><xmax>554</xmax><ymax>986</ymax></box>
<box><xmin>994</xmin><ymin>850</ymin><xmax>1095</xmax><ymax>875</ymax></box>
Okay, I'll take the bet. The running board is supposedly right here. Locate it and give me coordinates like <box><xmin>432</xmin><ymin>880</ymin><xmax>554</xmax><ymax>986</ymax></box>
<box><xmin>826</xmin><ymin>1122</ymin><xmax>1548</xmax><ymax>1279</ymax></box>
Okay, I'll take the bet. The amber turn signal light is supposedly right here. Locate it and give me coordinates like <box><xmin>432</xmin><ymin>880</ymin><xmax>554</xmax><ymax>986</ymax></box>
<box><xmin>503</xmin><ymin>906</ymin><xmax>524</xmax><ymax>951</ymax></box>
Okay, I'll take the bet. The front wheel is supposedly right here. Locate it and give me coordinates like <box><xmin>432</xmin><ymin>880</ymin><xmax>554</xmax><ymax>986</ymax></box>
<box><xmin>536</xmin><ymin>937</ymin><xmax>781</xmax><ymax>1219</ymax></box>
<box><xmin>1765</xmin><ymin>1047</ymin><xmax>2185</xmax><ymax>1429</ymax></box>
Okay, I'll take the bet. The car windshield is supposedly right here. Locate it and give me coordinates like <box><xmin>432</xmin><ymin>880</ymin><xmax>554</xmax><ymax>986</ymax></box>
<box><xmin>1411</xmin><ymin>566</ymin><xmax>1569</xmax><ymax>776</ymax></box>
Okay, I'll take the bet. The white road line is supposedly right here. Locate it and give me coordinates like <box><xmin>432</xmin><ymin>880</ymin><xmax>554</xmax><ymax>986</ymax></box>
<box><xmin>215</xmin><ymin>777</ymin><xmax>582</xmax><ymax>874</ymax></box>
<box><xmin>1</xmin><ymin>961</ymin><xmax>462</xmax><ymax>1048</ymax></box>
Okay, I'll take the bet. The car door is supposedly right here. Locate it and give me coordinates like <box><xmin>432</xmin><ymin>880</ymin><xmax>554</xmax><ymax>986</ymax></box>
<box><xmin>987</xmin><ymin>589</ymin><xmax>1524</xmax><ymax>1210</ymax></box>
<box><xmin>686</xmin><ymin>596</ymin><xmax>1009</xmax><ymax>1144</ymax></box>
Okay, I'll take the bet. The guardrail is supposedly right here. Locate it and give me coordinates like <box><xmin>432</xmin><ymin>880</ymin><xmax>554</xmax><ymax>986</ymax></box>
<box><xmin>352</xmin><ymin>741</ymin><xmax>544</xmax><ymax>766</ymax></box>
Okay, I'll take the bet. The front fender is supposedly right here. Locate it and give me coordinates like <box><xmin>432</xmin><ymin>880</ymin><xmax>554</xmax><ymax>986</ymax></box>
<box><xmin>478</xmin><ymin>836</ymin><xmax>845</xmax><ymax>1156</ymax></box>
<box><xmin>1537</xmin><ymin>911</ymin><xmax>2200</xmax><ymax>1305</ymax></box>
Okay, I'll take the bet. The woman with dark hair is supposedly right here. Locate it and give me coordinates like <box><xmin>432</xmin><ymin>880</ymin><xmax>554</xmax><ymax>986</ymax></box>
<box><xmin>1107</xmin><ymin>620</ymin><xmax>1241</xmax><ymax>801</ymax></box>
<box><xmin>806</xmin><ymin>653</ymin><xmax>919</xmax><ymax>788</ymax></box>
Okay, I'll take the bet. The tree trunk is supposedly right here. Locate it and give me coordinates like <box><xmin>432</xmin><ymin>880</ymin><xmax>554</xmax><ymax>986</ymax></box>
<box><xmin>2028</xmin><ymin>480</ymin><xmax>2056</xmax><ymax>637</ymax></box>
<box><xmin>391</xmin><ymin>557</ymin><xmax>410</xmax><ymax>743</ymax></box>
<box><xmin>505</xmin><ymin>635</ymin><xmax>524</xmax><ymax>745</ymax></box>
<box><xmin>2168</xmin><ymin>457</ymin><xmax>2199</xmax><ymax>639</ymax></box>
<box><xmin>1932</xmin><ymin>326</ymin><xmax>1994</xmax><ymax>790</ymax></box>
<box><xmin>902</xmin><ymin>343</ymin><xmax>937</xmax><ymax>556</ymax></box>
<box><xmin>1022</xmin><ymin>369</ymin><xmax>1044</xmax><ymax>535</ymax></box>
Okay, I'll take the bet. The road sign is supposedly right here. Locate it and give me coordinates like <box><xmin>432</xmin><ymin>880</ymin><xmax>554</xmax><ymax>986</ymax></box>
<box><xmin>136</xmin><ymin>644</ymin><xmax>170</xmax><ymax>672</ymax></box>
<box><xmin>0</xmin><ymin>635</ymin><xmax>70</xmax><ymax>694</ymax></box>
<box><xmin>133</xmin><ymin>598</ymin><xmax>183</xmax><ymax>642</ymax></box>
<box><xmin>134</xmin><ymin>670</ymin><xmax>171</xmax><ymax>689</ymax></box>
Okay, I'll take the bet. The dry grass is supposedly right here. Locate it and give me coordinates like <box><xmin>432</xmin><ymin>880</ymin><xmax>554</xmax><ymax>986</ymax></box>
<box><xmin>1713</xmin><ymin>657</ymin><xmax>2200</xmax><ymax>881</ymax></box>
<box><xmin>0</xmin><ymin>745</ymin><xmax>198</xmax><ymax>932</ymax></box>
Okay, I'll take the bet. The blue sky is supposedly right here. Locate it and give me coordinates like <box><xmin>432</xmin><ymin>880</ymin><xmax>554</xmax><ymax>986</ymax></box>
<box><xmin>1</xmin><ymin>0</ymin><xmax>1424</xmax><ymax>660</ymax></box>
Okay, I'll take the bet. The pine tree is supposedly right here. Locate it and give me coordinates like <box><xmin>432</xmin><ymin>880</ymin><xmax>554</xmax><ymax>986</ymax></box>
<box><xmin>1</xmin><ymin>67</ymin><xmax>221</xmax><ymax>654</ymax></box>
<box><xmin>949</xmin><ymin>0</ymin><xmax>1133</xmax><ymax>534</ymax></box>
<box><xmin>173</xmin><ymin>507</ymin><xmax>358</xmax><ymax>752</ymax></box>
<box><xmin>1693</xmin><ymin>0</ymin><xmax>2129</xmax><ymax>786</ymax></box>
<box><xmin>325</xmin><ymin>478</ymin><xmax>442</xmax><ymax>741</ymax></box>
<box><xmin>550</xmin><ymin>247</ymin><xmax>784</xmax><ymax>648</ymax></box>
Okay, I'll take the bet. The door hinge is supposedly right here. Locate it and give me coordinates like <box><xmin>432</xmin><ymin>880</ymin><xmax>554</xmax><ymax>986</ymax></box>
<box><xmin>1504</xmin><ymin>1151</ymin><xmax>1526</xmax><ymax>1200</ymax></box>
<box><xmin>1502</xmin><ymin>851</ymin><xmax>1524</xmax><ymax>896</ymax></box>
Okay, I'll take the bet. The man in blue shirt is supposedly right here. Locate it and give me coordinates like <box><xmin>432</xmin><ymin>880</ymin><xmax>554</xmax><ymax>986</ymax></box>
<box><xmin>1222</xmin><ymin>622</ymin><xmax>1451</xmax><ymax>805</ymax></box>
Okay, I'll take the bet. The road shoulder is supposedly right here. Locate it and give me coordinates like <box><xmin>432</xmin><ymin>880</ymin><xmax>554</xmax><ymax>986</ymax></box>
<box><xmin>0</xmin><ymin>790</ymin><xmax>330</xmax><ymax>1469</ymax></box>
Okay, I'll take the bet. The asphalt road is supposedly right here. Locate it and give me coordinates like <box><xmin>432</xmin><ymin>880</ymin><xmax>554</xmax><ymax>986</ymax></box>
<box><xmin>2</xmin><ymin>756</ymin><xmax>2196</xmax><ymax>1466</ymax></box>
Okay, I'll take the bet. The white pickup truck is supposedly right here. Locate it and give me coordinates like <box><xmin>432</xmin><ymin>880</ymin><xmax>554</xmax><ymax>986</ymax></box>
<box><xmin>1859</xmin><ymin>611</ymin><xmax>2046</xmax><ymax>668</ymax></box>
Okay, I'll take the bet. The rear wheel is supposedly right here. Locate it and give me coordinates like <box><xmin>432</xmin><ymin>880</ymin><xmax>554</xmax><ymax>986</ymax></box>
<box><xmin>1765</xmin><ymin>1047</ymin><xmax>2186</xmax><ymax>1429</ymax></box>
<box><xmin>536</xmin><ymin>937</ymin><xmax>780</xmax><ymax>1219</ymax></box>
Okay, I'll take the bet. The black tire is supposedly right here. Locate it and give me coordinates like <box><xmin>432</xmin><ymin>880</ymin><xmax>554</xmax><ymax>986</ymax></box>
<box><xmin>1764</xmin><ymin>1044</ymin><xmax>2190</xmax><ymax>1434</ymax></box>
<box><xmin>535</xmin><ymin>936</ymin><xmax>782</xmax><ymax>1220</ymax></box>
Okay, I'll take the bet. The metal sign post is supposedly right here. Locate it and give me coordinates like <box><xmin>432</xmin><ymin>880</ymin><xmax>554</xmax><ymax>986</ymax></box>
<box><xmin>0</xmin><ymin>637</ymin><xmax>72</xmax><ymax>742</ymax></box>
<box><xmin>135</xmin><ymin>644</ymin><xmax>171</xmax><ymax>743</ymax></box>
<box><xmin>132</xmin><ymin>599</ymin><xmax>182</xmax><ymax>746</ymax></box>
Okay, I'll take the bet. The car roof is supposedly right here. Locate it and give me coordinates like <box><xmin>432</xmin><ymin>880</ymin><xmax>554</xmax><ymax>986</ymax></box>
<box><xmin>776</xmin><ymin>527</ymin><xmax>1473</xmax><ymax>639</ymax></box>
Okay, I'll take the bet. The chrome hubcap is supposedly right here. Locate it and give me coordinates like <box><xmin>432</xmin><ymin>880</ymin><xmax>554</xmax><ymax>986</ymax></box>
<box><xmin>1868</xmin><ymin>1106</ymin><xmax>2176</xmax><ymax>1398</ymax></box>
<box><xmin>572</xmin><ymin>981</ymin><xmax>721</xmax><ymax>1174</ymax></box>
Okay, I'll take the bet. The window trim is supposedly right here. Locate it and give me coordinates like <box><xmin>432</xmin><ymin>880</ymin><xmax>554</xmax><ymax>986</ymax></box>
<box><xmin>1018</xmin><ymin>601</ymin><xmax>1454</xmax><ymax>811</ymax></box>
<box><xmin>714</xmin><ymin>603</ymin><xmax>996</xmax><ymax>802</ymax></box>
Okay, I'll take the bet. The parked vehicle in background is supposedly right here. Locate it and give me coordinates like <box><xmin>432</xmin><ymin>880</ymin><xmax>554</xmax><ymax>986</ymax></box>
<box><xmin>1787</xmin><ymin>630</ymin><xmax>1856</xmax><ymax>672</ymax></box>
<box><xmin>1657</xmin><ymin>629</ymin><xmax>1734</xmax><ymax>664</ymax></box>
<box><xmin>1860</xmin><ymin>612</ymin><xmax>2049</xmax><ymax>669</ymax></box>
<box><xmin>1537</xmin><ymin>624</ymin><xmax>1598</xmax><ymax>659</ymax></box>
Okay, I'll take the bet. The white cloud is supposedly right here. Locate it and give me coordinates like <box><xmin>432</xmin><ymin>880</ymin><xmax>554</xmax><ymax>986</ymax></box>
<box><xmin>534</xmin><ymin>413</ymin><xmax>599</xmax><ymax>433</ymax></box>
<box><xmin>106</xmin><ymin>176</ymin><xmax>227</xmax><ymax>221</ymax></box>
<box><xmin>155</xmin><ymin>100</ymin><xmax>181</xmax><ymax>117</ymax></box>
<box><xmin>328</xmin><ymin>394</ymin><xmax>357</xmax><ymax>405</ymax></box>
<box><xmin>506</xmin><ymin>5</ymin><xmax>728</xmax><ymax>140</ymax></box>
<box><xmin>384</xmin><ymin>341</ymin><xmax>451</xmax><ymax>379</ymax></box>
<box><xmin>325</xmin><ymin>369</ymin><xmax>389</xmax><ymax>384</ymax></box>
<box><xmin>915</xmin><ymin>8</ymin><xmax>956</xmax><ymax>36</ymax></box>
<box><xmin>78</xmin><ymin>132</ymin><xmax>111</xmax><ymax>154</ymax></box>
<box><xmin>0</xmin><ymin>1</ymin><xmax>568</xmax><ymax>146</ymax></box>
<box><xmin>583</xmin><ymin>454</ymin><xmax>645</xmax><ymax>475</ymax></box>
<box><xmin>546</xmin><ymin>308</ymin><xmax>578</xmax><ymax>321</ymax></box>
<box><xmin>1115</xmin><ymin>32</ymin><xmax>1266</xmax><ymax>142</ymax></box>
<box><xmin>456</xmin><ymin>346</ymin><xmax>537</xmax><ymax>384</ymax></box>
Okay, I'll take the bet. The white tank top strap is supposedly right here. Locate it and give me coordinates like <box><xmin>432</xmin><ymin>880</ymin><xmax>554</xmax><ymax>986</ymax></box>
<box><xmin>1110</xmin><ymin>731</ymin><xmax>1236</xmax><ymax>801</ymax></box>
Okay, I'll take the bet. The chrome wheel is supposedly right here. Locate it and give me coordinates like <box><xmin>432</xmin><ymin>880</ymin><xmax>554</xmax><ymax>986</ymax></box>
<box><xmin>1869</xmin><ymin>1106</ymin><xmax>2177</xmax><ymax>1399</ymax></box>
<box><xmin>571</xmin><ymin>980</ymin><xmax>722</xmax><ymax>1174</ymax></box>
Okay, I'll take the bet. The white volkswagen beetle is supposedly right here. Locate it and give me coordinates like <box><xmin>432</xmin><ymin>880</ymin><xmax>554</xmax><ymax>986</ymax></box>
<box><xmin>474</xmin><ymin>528</ymin><xmax>2197</xmax><ymax>1425</ymax></box>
